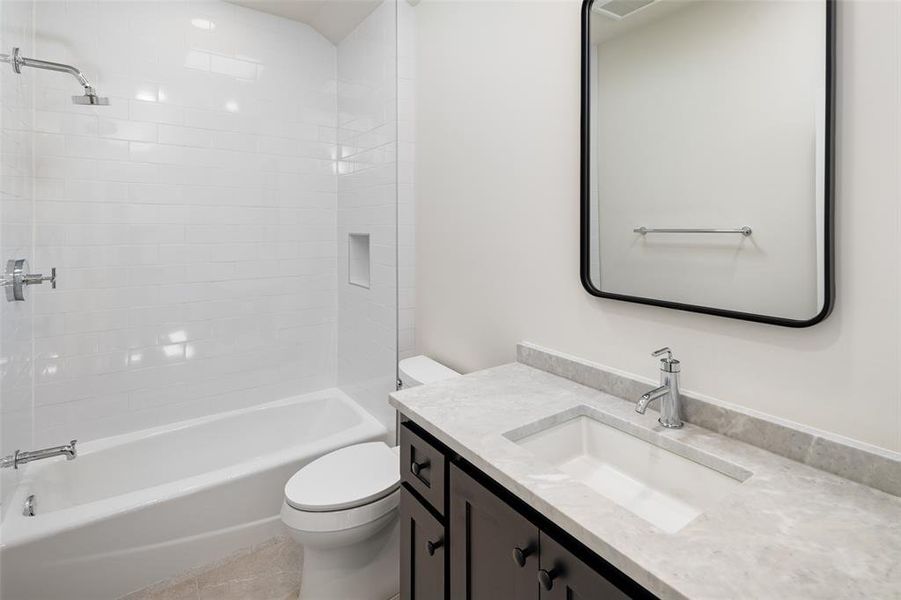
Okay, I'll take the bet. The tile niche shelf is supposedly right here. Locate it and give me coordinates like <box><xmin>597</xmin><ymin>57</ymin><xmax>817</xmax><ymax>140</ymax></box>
<box><xmin>348</xmin><ymin>233</ymin><xmax>371</xmax><ymax>289</ymax></box>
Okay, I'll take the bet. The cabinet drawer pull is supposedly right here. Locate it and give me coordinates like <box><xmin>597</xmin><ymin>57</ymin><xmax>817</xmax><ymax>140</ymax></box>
<box><xmin>511</xmin><ymin>545</ymin><xmax>535</xmax><ymax>567</ymax></box>
<box><xmin>426</xmin><ymin>537</ymin><xmax>444</xmax><ymax>556</ymax></box>
<box><xmin>411</xmin><ymin>458</ymin><xmax>430</xmax><ymax>479</ymax></box>
<box><xmin>538</xmin><ymin>568</ymin><xmax>560</xmax><ymax>591</ymax></box>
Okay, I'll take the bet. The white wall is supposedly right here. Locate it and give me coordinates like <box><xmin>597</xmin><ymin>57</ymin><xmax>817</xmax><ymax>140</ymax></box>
<box><xmin>593</xmin><ymin>0</ymin><xmax>825</xmax><ymax>320</ymax></box>
<box><xmin>27</xmin><ymin>0</ymin><xmax>340</xmax><ymax>445</ymax></box>
<box><xmin>414</xmin><ymin>0</ymin><xmax>901</xmax><ymax>452</ymax></box>
<box><xmin>1</xmin><ymin>0</ymin><xmax>36</xmax><ymax>516</ymax></box>
<box><xmin>336</xmin><ymin>1</ymin><xmax>398</xmax><ymax>430</ymax></box>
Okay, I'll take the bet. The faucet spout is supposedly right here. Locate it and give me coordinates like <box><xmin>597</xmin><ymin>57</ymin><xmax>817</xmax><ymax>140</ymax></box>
<box><xmin>636</xmin><ymin>384</ymin><xmax>669</xmax><ymax>414</ymax></box>
<box><xmin>1</xmin><ymin>440</ymin><xmax>77</xmax><ymax>469</ymax></box>
<box><xmin>636</xmin><ymin>346</ymin><xmax>684</xmax><ymax>428</ymax></box>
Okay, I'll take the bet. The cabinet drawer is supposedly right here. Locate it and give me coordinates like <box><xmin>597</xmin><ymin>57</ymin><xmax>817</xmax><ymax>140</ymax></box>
<box><xmin>401</xmin><ymin>487</ymin><xmax>446</xmax><ymax>600</ymax></box>
<box><xmin>400</xmin><ymin>421</ymin><xmax>447</xmax><ymax>516</ymax></box>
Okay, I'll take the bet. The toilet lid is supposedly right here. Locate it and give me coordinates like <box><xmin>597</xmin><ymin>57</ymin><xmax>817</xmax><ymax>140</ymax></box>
<box><xmin>285</xmin><ymin>442</ymin><xmax>400</xmax><ymax>512</ymax></box>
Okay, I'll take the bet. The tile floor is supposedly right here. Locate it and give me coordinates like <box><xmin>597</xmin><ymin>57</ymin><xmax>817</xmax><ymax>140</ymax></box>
<box><xmin>121</xmin><ymin>536</ymin><xmax>302</xmax><ymax>600</ymax></box>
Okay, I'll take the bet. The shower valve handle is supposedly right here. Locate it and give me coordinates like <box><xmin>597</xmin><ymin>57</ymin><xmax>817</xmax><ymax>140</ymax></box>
<box><xmin>3</xmin><ymin>259</ymin><xmax>58</xmax><ymax>302</ymax></box>
<box><xmin>23</xmin><ymin>267</ymin><xmax>56</xmax><ymax>289</ymax></box>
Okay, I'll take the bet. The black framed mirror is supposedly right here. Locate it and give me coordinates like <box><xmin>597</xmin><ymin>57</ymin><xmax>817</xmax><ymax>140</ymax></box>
<box><xmin>580</xmin><ymin>0</ymin><xmax>835</xmax><ymax>327</ymax></box>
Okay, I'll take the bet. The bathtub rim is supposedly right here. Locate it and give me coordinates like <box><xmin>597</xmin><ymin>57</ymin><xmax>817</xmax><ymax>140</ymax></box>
<box><xmin>0</xmin><ymin>388</ymin><xmax>388</xmax><ymax>549</ymax></box>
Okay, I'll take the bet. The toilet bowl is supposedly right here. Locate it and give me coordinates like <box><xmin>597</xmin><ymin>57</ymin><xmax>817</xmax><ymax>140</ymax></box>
<box><xmin>280</xmin><ymin>356</ymin><xmax>460</xmax><ymax>600</ymax></box>
<box><xmin>281</xmin><ymin>442</ymin><xmax>401</xmax><ymax>600</ymax></box>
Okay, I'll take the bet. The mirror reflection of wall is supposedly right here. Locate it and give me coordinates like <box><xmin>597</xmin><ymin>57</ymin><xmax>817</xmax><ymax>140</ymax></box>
<box><xmin>584</xmin><ymin>0</ymin><xmax>831</xmax><ymax>324</ymax></box>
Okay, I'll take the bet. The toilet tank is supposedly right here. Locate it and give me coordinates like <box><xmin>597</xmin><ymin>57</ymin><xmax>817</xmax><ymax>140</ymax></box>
<box><xmin>398</xmin><ymin>356</ymin><xmax>460</xmax><ymax>388</ymax></box>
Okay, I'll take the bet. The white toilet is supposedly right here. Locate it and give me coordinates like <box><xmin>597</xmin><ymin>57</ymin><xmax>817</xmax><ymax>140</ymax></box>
<box><xmin>280</xmin><ymin>356</ymin><xmax>460</xmax><ymax>600</ymax></box>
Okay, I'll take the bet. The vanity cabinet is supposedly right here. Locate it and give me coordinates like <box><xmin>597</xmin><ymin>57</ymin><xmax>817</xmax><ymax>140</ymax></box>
<box><xmin>400</xmin><ymin>421</ymin><xmax>450</xmax><ymax>600</ymax></box>
<box><xmin>401</xmin><ymin>419</ymin><xmax>447</xmax><ymax>516</ymax></box>
<box><xmin>537</xmin><ymin>533</ymin><xmax>631</xmax><ymax>600</ymax></box>
<box><xmin>449</xmin><ymin>465</ymin><xmax>539</xmax><ymax>598</ymax></box>
<box><xmin>399</xmin><ymin>419</ymin><xmax>653</xmax><ymax>600</ymax></box>
<box><xmin>401</xmin><ymin>486</ymin><xmax>446</xmax><ymax>599</ymax></box>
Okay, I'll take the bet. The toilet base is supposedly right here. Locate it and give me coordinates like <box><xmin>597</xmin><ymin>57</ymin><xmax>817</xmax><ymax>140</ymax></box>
<box><xmin>296</xmin><ymin>515</ymin><xmax>399</xmax><ymax>600</ymax></box>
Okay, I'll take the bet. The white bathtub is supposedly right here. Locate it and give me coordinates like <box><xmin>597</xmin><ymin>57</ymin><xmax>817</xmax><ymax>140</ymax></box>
<box><xmin>0</xmin><ymin>389</ymin><xmax>388</xmax><ymax>600</ymax></box>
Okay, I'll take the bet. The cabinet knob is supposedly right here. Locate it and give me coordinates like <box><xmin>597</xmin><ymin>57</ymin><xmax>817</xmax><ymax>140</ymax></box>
<box><xmin>511</xmin><ymin>545</ymin><xmax>535</xmax><ymax>567</ymax></box>
<box><xmin>537</xmin><ymin>568</ymin><xmax>559</xmax><ymax>591</ymax></box>
<box><xmin>426</xmin><ymin>537</ymin><xmax>444</xmax><ymax>556</ymax></box>
<box><xmin>411</xmin><ymin>458</ymin><xmax>430</xmax><ymax>478</ymax></box>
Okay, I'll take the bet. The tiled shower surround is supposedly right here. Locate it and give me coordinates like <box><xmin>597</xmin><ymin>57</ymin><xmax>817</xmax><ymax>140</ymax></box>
<box><xmin>336</xmin><ymin>0</ymin><xmax>399</xmax><ymax>429</ymax></box>
<box><xmin>4</xmin><ymin>0</ymin><xmax>402</xmax><ymax>447</ymax></box>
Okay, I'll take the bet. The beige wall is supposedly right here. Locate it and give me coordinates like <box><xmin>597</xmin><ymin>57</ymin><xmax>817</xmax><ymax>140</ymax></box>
<box><xmin>414</xmin><ymin>0</ymin><xmax>901</xmax><ymax>452</ymax></box>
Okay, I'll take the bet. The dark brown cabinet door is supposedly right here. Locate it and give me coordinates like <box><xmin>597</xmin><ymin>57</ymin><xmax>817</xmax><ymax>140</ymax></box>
<box><xmin>401</xmin><ymin>486</ymin><xmax>446</xmax><ymax>600</ymax></box>
<box><xmin>538</xmin><ymin>533</ymin><xmax>631</xmax><ymax>600</ymax></box>
<box><xmin>449</xmin><ymin>464</ymin><xmax>540</xmax><ymax>600</ymax></box>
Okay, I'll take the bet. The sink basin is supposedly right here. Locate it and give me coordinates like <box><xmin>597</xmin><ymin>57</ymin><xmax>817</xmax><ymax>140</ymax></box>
<box><xmin>505</xmin><ymin>408</ymin><xmax>750</xmax><ymax>533</ymax></box>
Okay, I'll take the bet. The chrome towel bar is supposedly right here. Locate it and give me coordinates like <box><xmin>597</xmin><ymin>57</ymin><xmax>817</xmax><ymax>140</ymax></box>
<box><xmin>633</xmin><ymin>226</ymin><xmax>752</xmax><ymax>236</ymax></box>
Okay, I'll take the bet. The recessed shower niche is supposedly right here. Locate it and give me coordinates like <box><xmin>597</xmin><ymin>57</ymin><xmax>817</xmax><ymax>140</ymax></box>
<box><xmin>349</xmin><ymin>233</ymin><xmax>372</xmax><ymax>289</ymax></box>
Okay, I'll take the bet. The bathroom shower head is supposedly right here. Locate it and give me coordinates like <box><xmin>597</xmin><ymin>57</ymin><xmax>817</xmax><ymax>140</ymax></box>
<box><xmin>1</xmin><ymin>48</ymin><xmax>110</xmax><ymax>106</ymax></box>
<box><xmin>72</xmin><ymin>93</ymin><xmax>109</xmax><ymax>105</ymax></box>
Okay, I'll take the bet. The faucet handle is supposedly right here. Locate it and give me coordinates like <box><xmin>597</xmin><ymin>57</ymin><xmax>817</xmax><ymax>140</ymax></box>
<box><xmin>652</xmin><ymin>347</ymin><xmax>680</xmax><ymax>372</ymax></box>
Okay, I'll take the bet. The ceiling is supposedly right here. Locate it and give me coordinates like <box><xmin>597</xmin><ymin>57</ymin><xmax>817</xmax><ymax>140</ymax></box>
<box><xmin>225</xmin><ymin>0</ymin><xmax>383</xmax><ymax>44</ymax></box>
<box><xmin>590</xmin><ymin>0</ymin><xmax>696</xmax><ymax>44</ymax></box>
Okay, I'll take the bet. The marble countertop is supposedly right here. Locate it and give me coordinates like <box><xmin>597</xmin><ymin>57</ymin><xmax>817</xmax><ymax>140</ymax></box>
<box><xmin>389</xmin><ymin>363</ymin><xmax>901</xmax><ymax>600</ymax></box>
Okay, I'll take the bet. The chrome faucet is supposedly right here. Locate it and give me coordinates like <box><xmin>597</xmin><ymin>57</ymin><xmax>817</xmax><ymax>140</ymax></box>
<box><xmin>0</xmin><ymin>440</ymin><xmax>77</xmax><ymax>469</ymax></box>
<box><xmin>635</xmin><ymin>348</ymin><xmax>683</xmax><ymax>429</ymax></box>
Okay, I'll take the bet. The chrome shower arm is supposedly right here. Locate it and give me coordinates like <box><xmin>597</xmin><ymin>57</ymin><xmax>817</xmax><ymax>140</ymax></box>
<box><xmin>20</xmin><ymin>55</ymin><xmax>94</xmax><ymax>91</ymax></box>
<box><xmin>1</xmin><ymin>47</ymin><xmax>107</xmax><ymax>104</ymax></box>
<box><xmin>1</xmin><ymin>47</ymin><xmax>94</xmax><ymax>92</ymax></box>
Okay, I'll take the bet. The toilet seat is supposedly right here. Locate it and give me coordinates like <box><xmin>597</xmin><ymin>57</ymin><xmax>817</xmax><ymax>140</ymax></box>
<box><xmin>285</xmin><ymin>441</ymin><xmax>400</xmax><ymax>512</ymax></box>
<box><xmin>281</xmin><ymin>489</ymin><xmax>399</xmax><ymax>533</ymax></box>
<box><xmin>282</xmin><ymin>441</ymin><xmax>400</xmax><ymax>533</ymax></box>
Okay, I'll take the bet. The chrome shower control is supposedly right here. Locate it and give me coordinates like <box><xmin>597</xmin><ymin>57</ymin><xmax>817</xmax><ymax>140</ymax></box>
<box><xmin>22</xmin><ymin>268</ymin><xmax>57</xmax><ymax>288</ymax></box>
<box><xmin>3</xmin><ymin>259</ymin><xmax>57</xmax><ymax>302</ymax></box>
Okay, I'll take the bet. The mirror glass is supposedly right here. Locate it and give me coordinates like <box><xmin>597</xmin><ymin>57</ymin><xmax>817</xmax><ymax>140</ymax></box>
<box><xmin>582</xmin><ymin>0</ymin><xmax>833</xmax><ymax>326</ymax></box>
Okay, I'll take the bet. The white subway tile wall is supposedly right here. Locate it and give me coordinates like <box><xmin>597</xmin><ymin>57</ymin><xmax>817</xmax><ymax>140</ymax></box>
<box><xmin>27</xmin><ymin>0</ymin><xmax>344</xmax><ymax>445</ymax></box>
<box><xmin>336</xmin><ymin>1</ymin><xmax>399</xmax><ymax>428</ymax></box>
<box><xmin>1</xmin><ymin>0</ymin><xmax>37</xmax><ymax>513</ymax></box>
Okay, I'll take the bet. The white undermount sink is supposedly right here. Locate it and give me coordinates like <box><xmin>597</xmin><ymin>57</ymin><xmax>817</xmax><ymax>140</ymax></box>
<box><xmin>505</xmin><ymin>408</ymin><xmax>750</xmax><ymax>533</ymax></box>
